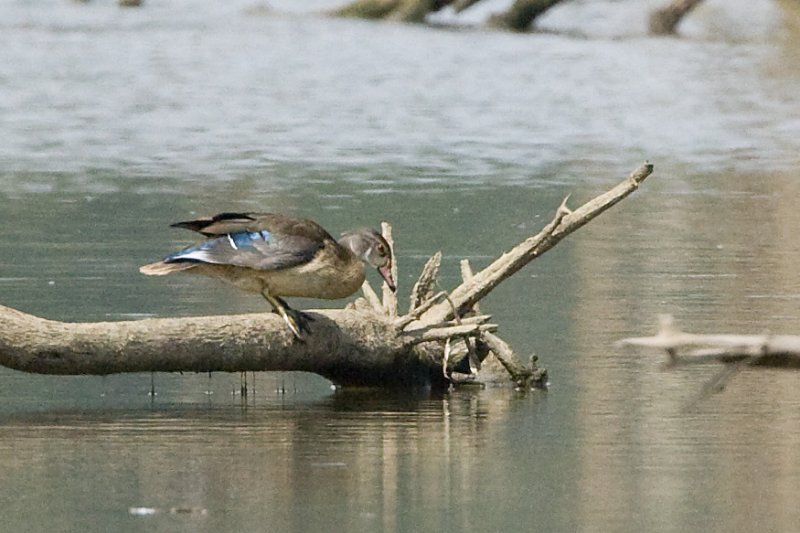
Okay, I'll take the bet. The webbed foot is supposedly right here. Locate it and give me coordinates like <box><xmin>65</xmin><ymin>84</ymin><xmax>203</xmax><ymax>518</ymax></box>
<box><xmin>279</xmin><ymin>308</ymin><xmax>314</xmax><ymax>340</ymax></box>
<box><xmin>263</xmin><ymin>292</ymin><xmax>314</xmax><ymax>341</ymax></box>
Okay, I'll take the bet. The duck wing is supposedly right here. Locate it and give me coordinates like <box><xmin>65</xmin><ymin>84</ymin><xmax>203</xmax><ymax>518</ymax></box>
<box><xmin>165</xmin><ymin>213</ymin><xmax>333</xmax><ymax>271</ymax></box>
<box><xmin>164</xmin><ymin>230</ymin><xmax>322</xmax><ymax>271</ymax></box>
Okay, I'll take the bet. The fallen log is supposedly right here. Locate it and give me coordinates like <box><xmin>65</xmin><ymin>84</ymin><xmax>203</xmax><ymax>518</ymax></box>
<box><xmin>0</xmin><ymin>163</ymin><xmax>653</xmax><ymax>389</ymax></box>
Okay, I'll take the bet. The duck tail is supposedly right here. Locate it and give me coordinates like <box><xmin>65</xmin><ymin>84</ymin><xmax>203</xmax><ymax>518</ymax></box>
<box><xmin>139</xmin><ymin>261</ymin><xmax>196</xmax><ymax>276</ymax></box>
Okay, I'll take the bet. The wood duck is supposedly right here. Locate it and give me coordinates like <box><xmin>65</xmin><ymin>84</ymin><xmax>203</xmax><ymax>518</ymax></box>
<box><xmin>140</xmin><ymin>212</ymin><xmax>396</xmax><ymax>339</ymax></box>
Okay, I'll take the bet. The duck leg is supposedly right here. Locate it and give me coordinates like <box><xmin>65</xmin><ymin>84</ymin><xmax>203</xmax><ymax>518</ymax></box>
<box><xmin>260</xmin><ymin>290</ymin><xmax>312</xmax><ymax>339</ymax></box>
<box><xmin>275</xmin><ymin>296</ymin><xmax>315</xmax><ymax>331</ymax></box>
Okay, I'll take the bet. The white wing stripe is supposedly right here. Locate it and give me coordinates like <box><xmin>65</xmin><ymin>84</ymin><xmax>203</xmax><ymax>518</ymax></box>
<box><xmin>175</xmin><ymin>250</ymin><xmax>214</xmax><ymax>262</ymax></box>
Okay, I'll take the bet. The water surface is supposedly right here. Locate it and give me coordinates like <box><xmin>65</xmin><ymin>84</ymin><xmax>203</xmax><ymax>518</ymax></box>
<box><xmin>2</xmin><ymin>0</ymin><xmax>800</xmax><ymax>531</ymax></box>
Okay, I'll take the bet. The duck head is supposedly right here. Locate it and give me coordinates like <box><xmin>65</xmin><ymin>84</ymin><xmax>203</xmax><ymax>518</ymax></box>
<box><xmin>339</xmin><ymin>229</ymin><xmax>396</xmax><ymax>292</ymax></box>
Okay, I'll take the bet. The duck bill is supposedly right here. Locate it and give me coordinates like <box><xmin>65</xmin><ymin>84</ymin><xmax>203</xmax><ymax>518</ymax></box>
<box><xmin>378</xmin><ymin>265</ymin><xmax>396</xmax><ymax>292</ymax></box>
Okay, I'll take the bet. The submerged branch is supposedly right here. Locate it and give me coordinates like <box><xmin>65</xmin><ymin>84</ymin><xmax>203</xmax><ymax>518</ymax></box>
<box><xmin>481</xmin><ymin>332</ymin><xmax>544</xmax><ymax>388</ymax></box>
<box><xmin>618</xmin><ymin>315</ymin><xmax>800</xmax><ymax>369</ymax></box>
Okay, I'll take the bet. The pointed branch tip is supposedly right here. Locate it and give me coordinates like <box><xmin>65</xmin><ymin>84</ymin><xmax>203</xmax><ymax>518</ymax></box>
<box><xmin>631</xmin><ymin>162</ymin><xmax>654</xmax><ymax>184</ymax></box>
<box><xmin>558</xmin><ymin>194</ymin><xmax>572</xmax><ymax>214</ymax></box>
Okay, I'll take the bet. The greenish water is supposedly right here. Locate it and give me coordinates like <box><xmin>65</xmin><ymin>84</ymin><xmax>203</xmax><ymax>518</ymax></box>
<box><xmin>2</xmin><ymin>1</ymin><xmax>800</xmax><ymax>531</ymax></box>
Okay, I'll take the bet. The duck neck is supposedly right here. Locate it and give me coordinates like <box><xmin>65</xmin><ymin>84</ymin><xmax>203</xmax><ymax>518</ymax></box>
<box><xmin>337</xmin><ymin>233</ymin><xmax>366</xmax><ymax>263</ymax></box>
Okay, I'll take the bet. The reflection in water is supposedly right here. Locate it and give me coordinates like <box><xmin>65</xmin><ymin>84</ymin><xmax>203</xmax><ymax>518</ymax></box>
<box><xmin>0</xmin><ymin>387</ymin><xmax>549</xmax><ymax>532</ymax></box>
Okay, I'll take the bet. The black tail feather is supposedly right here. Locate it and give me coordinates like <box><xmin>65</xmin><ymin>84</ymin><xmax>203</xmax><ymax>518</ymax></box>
<box><xmin>170</xmin><ymin>212</ymin><xmax>258</xmax><ymax>236</ymax></box>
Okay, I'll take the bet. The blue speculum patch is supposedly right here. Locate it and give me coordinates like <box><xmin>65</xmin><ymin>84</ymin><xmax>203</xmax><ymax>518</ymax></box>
<box><xmin>166</xmin><ymin>230</ymin><xmax>272</xmax><ymax>262</ymax></box>
<box><xmin>229</xmin><ymin>230</ymin><xmax>271</xmax><ymax>249</ymax></box>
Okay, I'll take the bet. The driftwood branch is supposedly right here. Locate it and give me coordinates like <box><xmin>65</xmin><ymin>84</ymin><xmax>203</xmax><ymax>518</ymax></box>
<box><xmin>359</xmin><ymin>279</ymin><xmax>384</xmax><ymax>312</ymax></box>
<box><xmin>395</xmin><ymin>290</ymin><xmax>446</xmax><ymax>330</ymax></box>
<box><xmin>381</xmin><ymin>221</ymin><xmax>399</xmax><ymax>318</ymax></box>
<box><xmin>452</xmin><ymin>0</ymin><xmax>481</xmax><ymax>14</ymax></box>
<box><xmin>489</xmin><ymin>0</ymin><xmax>566</xmax><ymax>31</ymax></box>
<box><xmin>618</xmin><ymin>314</ymin><xmax>800</xmax><ymax>404</ymax></box>
<box><xmin>450</xmin><ymin>260</ymin><xmax>545</xmax><ymax>388</ymax></box>
<box><xmin>408</xmin><ymin>322</ymin><xmax>497</xmax><ymax>345</ymax></box>
<box><xmin>330</xmin><ymin>0</ymin><xmax>568</xmax><ymax>29</ymax></box>
<box><xmin>412</xmin><ymin>162</ymin><xmax>653</xmax><ymax>327</ymax></box>
<box><xmin>331</xmin><ymin>0</ymin><xmax>443</xmax><ymax>23</ymax></box>
<box><xmin>649</xmin><ymin>0</ymin><xmax>705</xmax><ymax>35</ymax></box>
<box><xmin>618</xmin><ymin>315</ymin><xmax>800</xmax><ymax>369</ymax></box>
<box><xmin>331</xmin><ymin>0</ymin><xmax>402</xmax><ymax>20</ymax></box>
<box><xmin>0</xmin><ymin>163</ymin><xmax>653</xmax><ymax>389</ymax></box>
<box><xmin>409</xmin><ymin>251</ymin><xmax>442</xmax><ymax>311</ymax></box>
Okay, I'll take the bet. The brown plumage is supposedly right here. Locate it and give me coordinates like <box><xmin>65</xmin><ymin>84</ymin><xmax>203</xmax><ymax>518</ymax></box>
<box><xmin>140</xmin><ymin>212</ymin><xmax>395</xmax><ymax>338</ymax></box>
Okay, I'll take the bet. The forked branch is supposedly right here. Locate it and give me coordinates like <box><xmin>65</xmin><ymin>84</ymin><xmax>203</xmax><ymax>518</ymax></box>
<box><xmin>411</xmin><ymin>162</ymin><xmax>653</xmax><ymax>327</ymax></box>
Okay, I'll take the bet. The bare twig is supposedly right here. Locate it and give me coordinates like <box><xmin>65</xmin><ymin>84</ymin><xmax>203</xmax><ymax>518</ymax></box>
<box><xmin>466</xmin><ymin>338</ymin><xmax>481</xmax><ymax>374</ymax></box>
<box><xmin>459</xmin><ymin>259</ymin><xmax>482</xmax><ymax>374</ymax></box>
<box><xmin>649</xmin><ymin>0</ymin><xmax>705</xmax><ymax>35</ymax></box>
<box><xmin>360</xmin><ymin>280</ymin><xmax>384</xmax><ymax>313</ymax></box>
<box><xmin>442</xmin><ymin>337</ymin><xmax>452</xmax><ymax>380</ymax></box>
<box><xmin>452</xmin><ymin>0</ymin><xmax>482</xmax><ymax>13</ymax></box>
<box><xmin>482</xmin><ymin>332</ymin><xmax>538</xmax><ymax>387</ymax></box>
<box><xmin>440</xmin><ymin>337</ymin><xmax>482</xmax><ymax>384</ymax></box>
<box><xmin>490</xmin><ymin>0</ymin><xmax>568</xmax><ymax>31</ymax></box>
<box><xmin>426</xmin><ymin>315</ymin><xmax>493</xmax><ymax>329</ymax></box>
<box><xmin>446</xmin><ymin>371</ymin><xmax>479</xmax><ymax>384</ymax></box>
<box><xmin>381</xmin><ymin>222</ymin><xmax>399</xmax><ymax>318</ymax></box>
<box><xmin>409</xmin><ymin>251</ymin><xmax>442</xmax><ymax>311</ymax></box>
<box><xmin>395</xmin><ymin>291</ymin><xmax>448</xmax><ymax>331</ymax></box>
<box><xmin>460</xmin><ymin>259</ymin><xmax>481</xmax><ymax>316</ymax></box>
<box><xmin>405</xmin><ymin>323</ymin><xmax>497</xmax><ymax>345</ymax></box>
<box><xmin>416</xmin><ymin>163</ymin><xmax>653</xmax><ymax>326</ymax></box>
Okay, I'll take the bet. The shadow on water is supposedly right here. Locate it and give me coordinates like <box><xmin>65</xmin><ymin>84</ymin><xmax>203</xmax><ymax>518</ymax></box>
<box><xmin>0</xmin><ymin>378</ymin><xmax>545</xmax><ymax>426</ymax></box>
